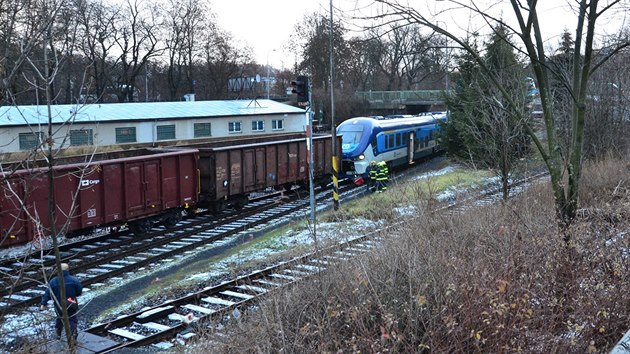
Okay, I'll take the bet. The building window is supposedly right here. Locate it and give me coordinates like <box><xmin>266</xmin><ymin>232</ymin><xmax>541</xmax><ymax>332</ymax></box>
<box><xmin>19</xmin><ymin>132</ymin><xmax>44</xmax><ymax>150</ymax></box>
<box><xmin>194</xmin><ymin>123</ymin><xmax>212</xmax><ymax>138</ymax></box>
<box><xmin>156</xmin><ymin>124</ymin><xmax>176</xmax><ymax>140</ymax></box>
<box><xmin>228</xmin><ymin>121</ymin><xmax>242</xmax><ymax>133</ymax></box>
<box><xmin>115</xmin><ymin>127</ymin><xmax>136</xmax><ymax>144</ymax></box>
<box><xmin>252</xmin><ymin>120</ymin><xmax>265</xmax><ymax>132</ymax></box>
<box><xmin>272</xmin><ymin>119</ymin><xmax>284</xmax><ymax>130</ymax></box>
<box><xmin>70</xmin><ymin>129</ymin><xmax>93</xmax><ymax>146</ymax></box>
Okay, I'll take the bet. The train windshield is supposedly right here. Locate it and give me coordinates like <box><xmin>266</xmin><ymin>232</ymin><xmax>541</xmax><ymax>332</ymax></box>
<box><xmin>337</xmin><ymin>125</ymin><xmax>364</xmax><ymax>145</ymax></box>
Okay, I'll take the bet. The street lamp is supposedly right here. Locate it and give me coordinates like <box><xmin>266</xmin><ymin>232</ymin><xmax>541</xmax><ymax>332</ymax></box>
<box><xmin>266</xmin><ymin>49</ymin><xmax>276</xmax><ymax>99</ymax></box>
<box><xmin>435</xmin><ymin>21</ymin><xmax>450</xmax><ymax>94</ymax></box>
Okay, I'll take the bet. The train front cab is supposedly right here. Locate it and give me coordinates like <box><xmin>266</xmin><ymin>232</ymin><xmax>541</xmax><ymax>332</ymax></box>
<box><xmin>337</xmin><ymin>118</ymin><xmax>374</xmax><ymax>178</ymax></box>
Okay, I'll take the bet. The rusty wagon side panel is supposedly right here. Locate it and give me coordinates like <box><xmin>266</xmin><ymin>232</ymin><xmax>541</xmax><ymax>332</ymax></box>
<box><xmin>0</xmin><ymin>148</ymin><xmax>198</xmax><ymax>248</ymax></box>
<box><xmin>196</xmin><ymin>134</ymin><xmax>339</xmax><ymax>210</ymax></box>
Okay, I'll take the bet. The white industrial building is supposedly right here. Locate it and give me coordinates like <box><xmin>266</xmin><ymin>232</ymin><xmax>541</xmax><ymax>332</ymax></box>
<box><xmin>0</xmin><ymin>99</ymin><xmax>307</xmax><ymax>153</ymax></box>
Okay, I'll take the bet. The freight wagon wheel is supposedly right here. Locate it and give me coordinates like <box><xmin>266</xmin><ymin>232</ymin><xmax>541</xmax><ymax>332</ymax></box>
<box><xmin>213</xmin><ymin>201</ymin><xmax>227</xmax><ymax>213</ymax></box>
<box><xmin>163</xmin><ymin>211</ymin><xmax>182</xmax><ymax>229</ymax></box>
<box><xmin>129</xmin><ymin>219</ymin><xmax>151</xmax><ymax>236</ymax></box>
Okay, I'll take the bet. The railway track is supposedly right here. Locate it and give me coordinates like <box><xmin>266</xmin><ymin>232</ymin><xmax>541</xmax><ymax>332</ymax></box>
<box><xmin>70</xmin><ymin>169</ymin><xmax>550</xmax><ymax>352</ymax></box>
<box><xmin>84</xmin><ymin>232</ymin><xmax>384</xmax><ymax>352</ymax></box>
<box><xmin>437</xmin><ymin>170</ymin><xmax>549</xmax><ymax>214</ymax></box>
<box><xmin>0</xmin><ymin>183</ymin><xmax>359</xmax><ymax>313</ymax></box>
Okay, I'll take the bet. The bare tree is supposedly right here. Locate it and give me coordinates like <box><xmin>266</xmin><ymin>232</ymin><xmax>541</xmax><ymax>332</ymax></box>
<box><xmin>199</xmin><ymin>28</ymin><xmax>254</xmax><ymax>99</ymax></box>
<box><xmin>111</xmin><ymin>0</ymin><xmax>162</xmax><ymax>102</ymax></box>
<box><xmin>290</xmin><ymin>12</ymin><xmax>349</xmax><ymax>90</ymax></box>
<box><xmin>75</xmin><ymin>0</ymin><xmax>119</xmax><ymax>102</ymax></box>
<box><xmin>0</xmin><ymin>1</ymin><xmax>99</xmax><ymax>350</ymax></box>
<box><xmin>344</xmin><ymin>37</ymin><xmax>380</xmax><ymax>91</ymax></box>
<box><xmin>373</xmin><ymin>0</ymin><xmax>630</xmax><ymax>226</ymax></box>
<box><xmin>370</xmin><ymin>24</ymin><xmax>439</xmax><ymax>91</ymax></box>
<box><xmin>161</xmin><ymin>0</ymin><xmax>210</xmax><ymax>100</ymax></box>
<box><xmin>0</xmin><ymin>0</ymin><xmax>52</xmax><ymax>105</ymax></box>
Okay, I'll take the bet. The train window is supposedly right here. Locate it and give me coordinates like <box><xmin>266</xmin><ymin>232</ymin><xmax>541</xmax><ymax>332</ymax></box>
<box><xmin>272</xmin><ymin>119</ymin><xmax>284</xmax><ymax>130</ymax></box>
<box><xmin>252</xmin><ymin>120</ymin><xmax>265</xmax><ymax>132</ymax></box>
<box><xmin>396</xmin><ymin>133</ymin><xmax>402</xmax><ymax>147</ymax></box>
<box><xmin>18</xmin><ymin>131</ymin><xmax>44</xmax><ymax>150</ymax></box>
<box><xmin>115</xmin><ymin>127</ymin><xmax>136</xmax><ymax>144</ymax></box>
<box><xmin>388</xmin><ymin>135</ymin><xmax>395</xmax><ymax>149</ymax></box>
<box><xmin>229</xmin><ymin>121</ymin><xmax>242</xmax><ymax>133</ymax></box>
<box><xmin>194</xmin><ymin>123</ymin><xmax>212</xmax><ymax>137</ymax></box>
<box><xmin>402</xmin><ymin>133</ymin><xmax>408</xmax><ymax>146</ymax></box>
<box><xmin>157</xmin><ymin>125</ymin><xmax>176</xmax><ymax>140</ymax></box>
<box><xmin>70</xmin><ymin>129</ymin><xmax>94</xmax><ymax>146</ymax></box>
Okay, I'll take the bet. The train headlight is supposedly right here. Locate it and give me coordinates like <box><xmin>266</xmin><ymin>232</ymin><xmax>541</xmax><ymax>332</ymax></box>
<box><xmin>358</xmin><ymin>154</ymin><xmax>365</xmax><ymax>160</ymax></box>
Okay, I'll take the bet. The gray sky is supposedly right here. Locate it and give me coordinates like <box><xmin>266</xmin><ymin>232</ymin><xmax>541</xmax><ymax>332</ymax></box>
<box><xmin>209</xmin><ymin>0</ymin><xmax>331</xmax><ymax>69</ymax></box>
<box><xmin>209</xmin><ymin>0</ymin><xmax>628</xmax><ymax>70</ymax></box>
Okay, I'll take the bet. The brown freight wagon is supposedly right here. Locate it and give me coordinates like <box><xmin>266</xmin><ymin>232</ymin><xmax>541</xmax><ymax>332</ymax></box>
<box><xmin>197</xmin><ymin>134</ymin><xmax>339</xmax><ymax>211</ymax></box>
<box><xmin>0</xmin><ymin>148</ymin><xmax>198</xmax><ymax>248</ymax></box>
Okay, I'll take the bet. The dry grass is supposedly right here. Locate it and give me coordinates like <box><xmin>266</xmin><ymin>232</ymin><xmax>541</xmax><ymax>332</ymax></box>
<box><xmin>186</xmin><ymin>157</ymin><xmax>630</xmax><ymax>354</ymax></box>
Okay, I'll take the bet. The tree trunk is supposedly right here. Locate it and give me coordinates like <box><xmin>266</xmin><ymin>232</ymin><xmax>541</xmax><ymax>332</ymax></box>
<box><xmin>44</xmin><ymin>37</ymin><xmax>76</xmax><ymax>352</ymax></box>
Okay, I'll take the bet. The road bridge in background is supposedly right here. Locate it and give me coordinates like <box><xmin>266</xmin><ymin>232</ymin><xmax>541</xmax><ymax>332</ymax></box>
<box><xmin>355</xmin><ymin>90</ymin><xmax>448</xmax><ymax>115</ymax></box>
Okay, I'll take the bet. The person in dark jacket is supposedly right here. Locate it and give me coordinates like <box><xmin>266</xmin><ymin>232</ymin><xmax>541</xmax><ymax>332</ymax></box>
<box><xmin>40</xmin><ymin>263</ymin><xmax>83</xmax><ymax>340</ymax></box>
<box><xmin>367</xmin><ymin>161</ymin><xmax>378</xmax><ymax>192</ymax></box>
<box><xmin>376</xmin><ymin>161</ymin><xmax>389</xmax><ymax>193</ymax></box>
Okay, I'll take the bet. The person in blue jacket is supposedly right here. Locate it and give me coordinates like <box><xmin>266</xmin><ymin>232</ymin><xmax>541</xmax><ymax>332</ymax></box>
<box><xmin>40</xmin><ymin>263</ymin><xmax>83</xmax><ymax>341</ymax></box>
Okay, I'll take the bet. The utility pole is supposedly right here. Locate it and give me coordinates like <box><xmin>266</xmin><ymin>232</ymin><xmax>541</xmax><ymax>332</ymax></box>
<box><xmin>266</xmin><ymin>49</ymin><xmax>276</xmax><ymax>99</ymax></box>
<box><xmin>329</xmin><ymin>0</ymin><xmax>339</xmax><ymax>211</ymax></box>
<box><xmin>305</xmin><ymin>80</ymin><xmax>316</xmax><ymax>243</ymax></box>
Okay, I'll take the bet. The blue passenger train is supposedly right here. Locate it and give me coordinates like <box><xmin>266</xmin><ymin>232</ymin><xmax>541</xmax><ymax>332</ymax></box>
<box><xmin>336</xmin><ymin>112</ymin><xmax>447</xmax><ymax>179</ymax></box>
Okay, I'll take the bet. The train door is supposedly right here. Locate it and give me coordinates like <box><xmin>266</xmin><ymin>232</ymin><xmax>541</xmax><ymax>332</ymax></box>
<box><xmin>103</xmin><ymin>164</ymin><xmax>124</xmax><ymax>223</ymax></box>
<box><xmin>76</xmin><ymin>169</ymin><xmax>104</xmax><ymax>229</ymax></box>
<box><xmin>265</xmin><ymin>146</ymin><xmax>278</xmax><ymax>186</ymax></box>
<box><xmin>407</xmin><ymin>132</ymin><xmax>415</xmax><ymax>164</ymax></box>
<box><xmin>125</xmin><ymin>161</ymin><xmax>160</xmax><ymax>215</ymax></box>
<box><xmin>243</xmin><ymin>149</ymin><xmax>256</xmax><ymax>190</ymax></box>
<box><xmin>287</xmin><ymin>142</ymin><xmax>299</xmax><ymax>181</ymax></box>
<box><xmin>255</xmin><ymin>148</ymin><xmax>265</xmax><ymax>186</ymax></box>
<box><xmin>126</xmin><ymin>163</ymin><xmax>144</xmax><ymax>215</ymax></box>
<box><xmin>143</xmin><ymin>161</ymin><xmax>161</xmax><ymax>209</ymax></box>
<box><xmin>0</xmin><ymin>179</ymin><xmax>27</xmax><ymax>246</ymax></box>
<box><xmin>243</xmin><ymin>148</ymin><xmax>265</xmax><ymax>191</ymax></box>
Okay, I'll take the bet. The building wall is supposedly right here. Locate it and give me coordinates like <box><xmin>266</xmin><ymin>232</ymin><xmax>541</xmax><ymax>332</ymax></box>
<box><xmin>0</xmin><ymin>113</ymin><xmax>306</xmax><ymax>153</ymax></box>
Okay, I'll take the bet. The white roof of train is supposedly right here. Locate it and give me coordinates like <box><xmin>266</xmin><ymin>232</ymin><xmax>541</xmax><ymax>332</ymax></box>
<box><xmin>0</xmin><ymin>99</ymin><xmax>305</xmax><ymax>127</ymax></box>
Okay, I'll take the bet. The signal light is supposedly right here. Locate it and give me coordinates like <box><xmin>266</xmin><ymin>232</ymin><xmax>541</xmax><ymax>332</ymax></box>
<box><xmin>291</xmin><ymin>75</ymin><xmax>309</xmax><ymax>104</ymax></box>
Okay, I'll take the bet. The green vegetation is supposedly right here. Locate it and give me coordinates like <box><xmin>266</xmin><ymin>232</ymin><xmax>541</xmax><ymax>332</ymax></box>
<box><xmin>324</xmin><ymin>166</ymin><xmax>491</xmax><ymax>222</ymax></box>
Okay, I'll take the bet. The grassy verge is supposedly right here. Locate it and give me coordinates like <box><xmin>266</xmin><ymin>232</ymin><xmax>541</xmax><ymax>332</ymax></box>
<box><xmin>188</xmin><ymin>156</ymin><xmax>630</xmax><ymax>353</ymax></box>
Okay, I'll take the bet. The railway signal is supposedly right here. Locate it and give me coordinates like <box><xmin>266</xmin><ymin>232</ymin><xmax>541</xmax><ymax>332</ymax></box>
<box><xmin>291</xmin><ymin>75</ymin><xmax>309</xmax><ymax>104</ymax></box>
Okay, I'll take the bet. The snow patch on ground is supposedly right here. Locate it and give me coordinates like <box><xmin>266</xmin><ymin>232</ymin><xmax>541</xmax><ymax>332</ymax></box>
<box><xmin>187</xmin><ymin>218</ymin><xmax>381</xmax><ymax>283</ymax></box>
<box><xmin>411</xmin><ymin>166</ymin><xmax>457</xmax><ymax>181</ymax></box>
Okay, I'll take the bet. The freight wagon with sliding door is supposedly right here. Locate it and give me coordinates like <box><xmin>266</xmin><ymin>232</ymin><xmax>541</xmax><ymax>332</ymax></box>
<box><xmin>0</xmin><ymin>148</ymin><xmax>199</xmax><ymax>248</ymax></box>
<box><xmin>196</xmin><ymin>134</ymin><xmax>338</xmax><ymax>212</ymax></box>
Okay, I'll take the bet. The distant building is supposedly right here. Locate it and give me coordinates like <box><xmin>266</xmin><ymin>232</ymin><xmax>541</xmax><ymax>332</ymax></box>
<box><xmin>0</xmin><ymin>99</ymin><xmax>306</xmax><ymax>154</ymax></box>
